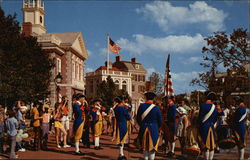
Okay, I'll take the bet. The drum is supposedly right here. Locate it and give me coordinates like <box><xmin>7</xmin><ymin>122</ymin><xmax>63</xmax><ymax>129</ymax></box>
<box><xmin>184</xmin><ymin>145</ymin><xmax>201</xmax><ymax>157</ymax></box>
<box><xmin>216</xmin><ymin>125</ymin><xmax>236</xmax><ymax>149</ymax></box>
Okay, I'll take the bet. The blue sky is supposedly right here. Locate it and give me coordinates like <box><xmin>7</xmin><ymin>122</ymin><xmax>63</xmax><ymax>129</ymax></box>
<box><xmin>1</xmin><ymin>0</ymin><xmax>249</xmax><ymax>94</ymax></box>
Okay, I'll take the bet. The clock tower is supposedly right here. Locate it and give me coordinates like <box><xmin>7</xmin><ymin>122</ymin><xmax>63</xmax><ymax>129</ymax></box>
<box><xmin>22</xmin><ymin>0</ymin><xmax>46</xmax><ymax>35</ymax></box>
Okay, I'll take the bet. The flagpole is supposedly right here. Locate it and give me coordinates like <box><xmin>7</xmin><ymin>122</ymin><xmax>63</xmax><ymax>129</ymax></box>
<box><xmin>107</xmin><ymin>33</ymin><xmax>110</xmax><ymax>75</ymax></box>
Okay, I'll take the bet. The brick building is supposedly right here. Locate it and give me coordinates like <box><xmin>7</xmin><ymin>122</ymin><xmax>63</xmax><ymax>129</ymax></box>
<box><xmin>86</xmin><ymin>56</ymin><xmax>147</xmax><ymax>111</ymax></box>
<box><xmin>209</xmin><ymin>61</ymin><xmax>250</xmax><ymax>106</ymax></box>
<box><xmin>22</xmin><ymin>0</ymin><xmax>88</xmax><ymax>108</ymax></box>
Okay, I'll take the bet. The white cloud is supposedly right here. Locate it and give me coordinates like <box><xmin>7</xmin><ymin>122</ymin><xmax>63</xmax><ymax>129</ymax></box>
<box><xmin>171</xmin><ymin>71</ymin><xmax>201</xmax><ymax>93</ymax></box>
<box><xmin>87</xmin><ymin>50</ymin><xmax>93</xmax><ymax>56</ymax></box>
<box><xmin>183</xmin><ymin>56</ymin><xmax>203</xmax><ymax>64</ymax></box>
<box><xmin>146</xmin><ymin>67</ymin><xmax>156</xmax><ymax>78</ymax></box>
<box><xmin>136</xmin><ymin>1</ymin><xmax>227</xmax><ymax>32</ymax></box>
<box><xmin>85</xmin><ymin>67</ymin><xmax>94</xmax><ymax>73</ymax></box>
<box><xmin>117</xmin><ymin>34</ymin><xmax>205</xmax><ymax>55</ymax></box>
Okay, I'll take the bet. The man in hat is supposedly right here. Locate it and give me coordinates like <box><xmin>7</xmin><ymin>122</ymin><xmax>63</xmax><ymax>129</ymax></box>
<box><xmin>72</xmin><ymin>93</ymin><xmax>87</xmax><ymax>155</ymax></box>
<box><xmin>198</xmin><ymin>92</ymin><xmax>218</xmax><ymax>160</ymax></box>
<box><xmin>113</xmin><ymin>96</ymin><xmax>131</xmax><ymax>160</ymax></box>
<box><xmin>90</xmin><ymin>98</ymin><xmax>105</xmax><ymax>150</ymax></box>
<box><xmin>232</xmin><ymin>96</ymin><xmax>247</xmax><ymax>160</ymax></box>
<box><xmin>137</xmin><ymin>92</ymin><xmax>162</xmax><ymax>160</ymax></box>
<box><xmin>165</xmin><ymin>96</ymin><xmax>177</xmax><ymax>157</ymax></box>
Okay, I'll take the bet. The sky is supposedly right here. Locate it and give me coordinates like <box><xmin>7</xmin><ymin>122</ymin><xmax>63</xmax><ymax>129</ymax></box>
<box><xmin>1</xmin><ymin>0</ymin><xmax>249</xmax><ymax>94</ymax></box>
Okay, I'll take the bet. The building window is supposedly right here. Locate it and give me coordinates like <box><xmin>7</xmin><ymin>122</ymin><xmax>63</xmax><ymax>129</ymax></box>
<box><xmin>57</xmin><ymin>58</ymin><xmax>61</xmax><ymax>74</ymax></box>
<box><xmin>122</xmin><ymin>81</ymin><xmax>127</xmax><ymax>91</ymax></box>
<box><xmin>135</xmin><ymin>75</ymin><xmax>138</xmax><ymax>81</ymax></box>
<box><xmin>143</xmin><ymin>76</ymin><xmax>145</xmax><ymax>82</ymax></box>
<box><xmin>132</xmin><ymin>85</ymin><xmax>135</xmax><ymax>92</ymax></box>
<box><xmin>135</xmin><ymin>64</ymin><xmax>139</xmax><ymax>69</ymax></box>
<box><xmin>72</xmin><ymin>61</ymin><xmax>75</xmax><ymax>79</ymax></box>
<box><xmin>115</xmin><ymin>80</ymin><xmax>119</xmax><ymax>89</ymax></box>
<box><xmin>138</xmin><ymin>85</ymin><xmax>145</xmax><ymax>93</ymax></box>
<box><xmin>76</xmin><ymin>64</ymin><xmax>79</xmax><ymax>80</ymax></box>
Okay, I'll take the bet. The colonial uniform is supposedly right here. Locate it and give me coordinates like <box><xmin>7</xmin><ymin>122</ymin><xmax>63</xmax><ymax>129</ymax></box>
<box><xmin>166</xmin><ymin>103</ymin><xmax>177</xmax><ymax>143</ymax></box>
<box><xmin>233</xmin><ymin>103</ymin><xmax>247</xmax><ymax>148</ymax></box>
<box><xmin>90</xmin><ymin>104</ymin><xmax>105</xmax><ymax>149</ymax></box>
<box><xmin>137</xmin><ymin>100</ymin><xmax>162</xmax><ymax>159</ymax></box>
<box><xmin>114</xmin><ymin>103</ymin><xmax>131</xmax><ymax>145</ymax></box>
<box><xmin>124</xmin><ymin>103</ymin><xmax>133</xmax><ymax>140</ymax></box>
<box><xmin>73</xmin><ymin>101</ymin><xmax>85</xmax><ymax>153</ymax></box>
<box><xmin>198</xmin><ymin>100</ymin><xmax>218</xmax><ymax>151</ymax></box>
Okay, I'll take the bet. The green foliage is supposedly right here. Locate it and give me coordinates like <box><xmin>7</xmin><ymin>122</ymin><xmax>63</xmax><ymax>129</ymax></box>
<box><xmin>190</xmin><ymin>28</ymin><xmax>250</xmax><ymax>89</ymax></box>
<box><xmin>96</xmin><ymin>75</ymin><xmax>130</xmax><ymax>108</ymax></box>
<box><xmin>149</xmin><ymin>72</ymin><xmax>164</xmax><ymax>95</ymax></box>
<box><xmin>0</xmin><ymin>7</ymin><xmax>53</xmax><ymax>106</ymax></box>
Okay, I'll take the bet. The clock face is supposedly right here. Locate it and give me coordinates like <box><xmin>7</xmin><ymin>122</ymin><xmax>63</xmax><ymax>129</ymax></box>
<box><xmin>40</xmin><ymin>16</ymin><xmax>43</xmax><ymax>23</ymax></box>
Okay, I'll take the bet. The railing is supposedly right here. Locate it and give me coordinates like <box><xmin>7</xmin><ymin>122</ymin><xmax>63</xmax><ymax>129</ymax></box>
<box><xmin>86</xmin><ymin>70</ymin><xmax>131</xmax><ymax>77</ymax></box>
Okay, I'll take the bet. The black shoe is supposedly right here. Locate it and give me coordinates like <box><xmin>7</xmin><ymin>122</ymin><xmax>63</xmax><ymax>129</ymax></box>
<box><xmin>118</xmin><ymin>155</ymin><xmax>127</xmax><ymax>160</ymax></box>
<box><xmin>74</xmin><ymin>151</ymin><xmax>84</xmax><ymax>155</ymax></box>
<box><xmin>215</xmin><ymin>148</ymin><xmax>220</xmax><ymax>153</ymax></box>
<box><xmin>94</xmin><ymin>146</ymin><xmax>99</xmax><ymax>150</ymax></box>
<box><xmin>167</xmin><ymin>151</ymin><xmax>174</xmax><ymax>157</ymax></box>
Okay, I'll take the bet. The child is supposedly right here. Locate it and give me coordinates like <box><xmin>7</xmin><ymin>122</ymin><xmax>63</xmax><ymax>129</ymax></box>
<box><xmin>5</xmin><ymin>110</ymin><xmax>18</xmax><ymax>159</ymax></box>
<box><xmin>41</xmin><ymin>107</ymin><xmax>50</xmax><ymax>150</ymax></box>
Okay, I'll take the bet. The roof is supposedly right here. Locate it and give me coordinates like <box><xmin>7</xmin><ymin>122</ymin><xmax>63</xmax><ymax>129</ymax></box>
<box><xmin>38</xmin><ymin>32</ymin><xmax>88</xmax><ymax>59</ymax></box>
<box><xmin>113</xmin><ymin>61</ymin><xmax>147</xmax><ymax>73</ymax></box>
<box><xmin>52</xmin><ymin>32</ymin><xmax>80</xmax><ymax>45</ymax></box>
<box><xmin>96</xmin><ymin>66</ymin><xmax>121</xmax><ymax>72</ymax></box>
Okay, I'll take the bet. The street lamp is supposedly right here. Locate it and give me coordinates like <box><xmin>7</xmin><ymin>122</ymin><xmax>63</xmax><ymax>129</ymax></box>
<box><xmin>55</xmin><ymin>72</ymin><xmax>63</xmax><ymax>103</ymax></box>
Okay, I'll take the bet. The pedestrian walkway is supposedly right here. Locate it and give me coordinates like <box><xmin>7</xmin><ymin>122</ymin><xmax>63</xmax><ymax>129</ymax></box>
<box><xmin>0</xmin><ymin>132</ymin><xmax>249</xmax><ymax>159</ymax></box>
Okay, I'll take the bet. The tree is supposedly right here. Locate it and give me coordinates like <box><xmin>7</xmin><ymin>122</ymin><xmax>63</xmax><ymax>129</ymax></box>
<box><xmin>149</xmin><ymin>72</ymin><xmax>164</xmax><ymax>95</ymax></box>
<box><xmin>191</xmin><ymin>28</ymin><xmax>250</xmax><ymax>89</ymax></box>
<box><xmin>0</xmin><ymin>7</ymin><xmax>54</xmax><ymax>106</ymax></box>
<box><xmin>96</xmin><ymin>76</ymin><xmax>129</xmax><ymax>108</ymax></box>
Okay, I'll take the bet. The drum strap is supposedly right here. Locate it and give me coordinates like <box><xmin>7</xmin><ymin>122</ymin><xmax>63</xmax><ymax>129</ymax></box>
<box><xmin>141</xmin><ymin>104</ymin><xmax>155</xmax><ymax>121</ymax></box>
<box><xmin>239</xmin><ymin>111</ymin><xmax>247</xmax><ymax>122</ymax></box>
<box><xmin>202</xmin><ymin>104</ymin><xmax>215</xmax><ymax>123</ymax></box>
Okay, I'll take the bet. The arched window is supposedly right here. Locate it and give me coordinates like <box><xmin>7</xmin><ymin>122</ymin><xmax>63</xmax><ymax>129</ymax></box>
<box><xmin>122</xmin><ymin>81</ymin><xmax>127</xmax><ymax>91</ymax></box>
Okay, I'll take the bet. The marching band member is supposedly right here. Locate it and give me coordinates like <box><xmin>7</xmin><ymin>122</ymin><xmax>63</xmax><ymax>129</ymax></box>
<box><xmin>72</xmin><ymin>93</ymin><xmax>86</xmax><ymax>155</ymax></box>
<box><xmin>166</xmin><ymin>96</ymin><xmax>177</xmax><ymax>157</ymax></box>
<box><xmin>90</xmin><ymin>98</ymin><xmax>105</xmax><ymax>150</ymax></box>
<box><xmin>123</xmin><ymin>96</ymin><xmax>133</xmax><ymax>147</ymax></box>
<box><xmin>113</xmin><ymin>96</ymin><xmax>131</xmax><ymax>160</ymax></box>
<box><xmin>198</xmin><ymin>92</ymin><xmax>218</xmax><ymax>160</ymax></box>
<box><xmin>232</xmin><ymin>96</ymin><xmax>247</xmax><ymax>160</ymax></box>
<box><xmin>137</xmin><ymin>92</ymin><xmax>162</xmax><ymax>160</ymax></box>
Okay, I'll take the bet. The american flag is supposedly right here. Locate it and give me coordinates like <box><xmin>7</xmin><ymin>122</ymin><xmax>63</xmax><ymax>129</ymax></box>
<box><xmin>109</xmin><ymin>38</ymin><xmax>122</xmax><ymax>54</ymax></box>
<box><xmin>164</xmin><ymin>54</ymin><xmax>174</xmax><ymax>97</ymax></box>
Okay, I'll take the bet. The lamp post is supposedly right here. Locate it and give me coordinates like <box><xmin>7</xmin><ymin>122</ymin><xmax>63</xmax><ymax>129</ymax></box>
<box><xmin>55</xmin><ymin>72</ymin><xmax>63</xmax><ymax>103</ymax></box>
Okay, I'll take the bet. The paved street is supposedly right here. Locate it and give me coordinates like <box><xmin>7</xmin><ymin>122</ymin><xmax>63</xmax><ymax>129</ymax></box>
<box><xmin>0</xmin><ymin>131</ymin><xmax>249</xmax><ymax>160</ymax></box>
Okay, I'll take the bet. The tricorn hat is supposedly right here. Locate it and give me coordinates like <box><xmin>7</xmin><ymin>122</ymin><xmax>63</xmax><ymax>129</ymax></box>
<box><xmin>93</xmin><ymin>98</ymin><xmax>102</xmax><ymax>103</ymax></box>
<box><xmin>144</xmin><ymin>92</ymin><xmax>156</xmax><ymax>100</ymax></box>
<box><xmin>233</xmin><ymin>96</ymin><xmax>243</xmax><ymax>104</ymax></box>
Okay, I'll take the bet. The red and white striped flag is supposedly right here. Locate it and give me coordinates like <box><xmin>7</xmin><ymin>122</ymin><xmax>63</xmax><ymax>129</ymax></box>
<box><xmin>164</xmin><ymin>54</ymin><xmax>174</xmax><ymax>97</ymax></box>
<box><xmin>109</xmin><ymin>38</ymin><xmax>122</xmax><ymax>54</ymax></box>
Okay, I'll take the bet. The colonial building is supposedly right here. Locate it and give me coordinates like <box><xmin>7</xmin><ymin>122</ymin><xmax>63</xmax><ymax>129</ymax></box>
<box><xmin>85</xmin><ymin>62</ymin><xmax>132</xmax><ymax>98</ymax></box>
<box><xmin>86</xmin><ymin>56</ymin><xmax>147</xmax><ymax>111</ymax></box>
<box><xmin>209</xmin><ymin>61</ymin><xmax>250</xmax><ymax>106</ymax></box>
<box><xmin>22</xmin><ymin>0</ymin><xmax>88</xmax><ymax>108</ymax></box>
<box><xmin>113</xmin><ymin>56</ymin><xmax>147</xmax><ymax>108</ymax></box>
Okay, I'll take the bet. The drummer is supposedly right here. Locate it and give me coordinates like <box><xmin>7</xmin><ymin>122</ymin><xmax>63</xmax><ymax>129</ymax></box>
<box><xmin>232</xmin><ymin>96</ymin><xmax>247</xmax><ymax>160</ymax></box>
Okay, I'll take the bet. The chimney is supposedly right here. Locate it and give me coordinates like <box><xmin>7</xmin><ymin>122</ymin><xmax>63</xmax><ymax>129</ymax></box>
<box><xmin>22</xmin><ymin>22</ymin><xmax>32</xmax><ymax>36</ymax></box>
<box><xmin>116</xmin><ymin>56</ymin><xmax>121</xmax><ymax>62</ymax></box>
<box><xmin>131</xmin><ymin>58</ymin><xmax>136</xmax><ymax>63</ymax></box>
<box><xmin>105</xmin><ymin>61</ymin><xmax>113</xmax><ymax>68</ymax></box>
